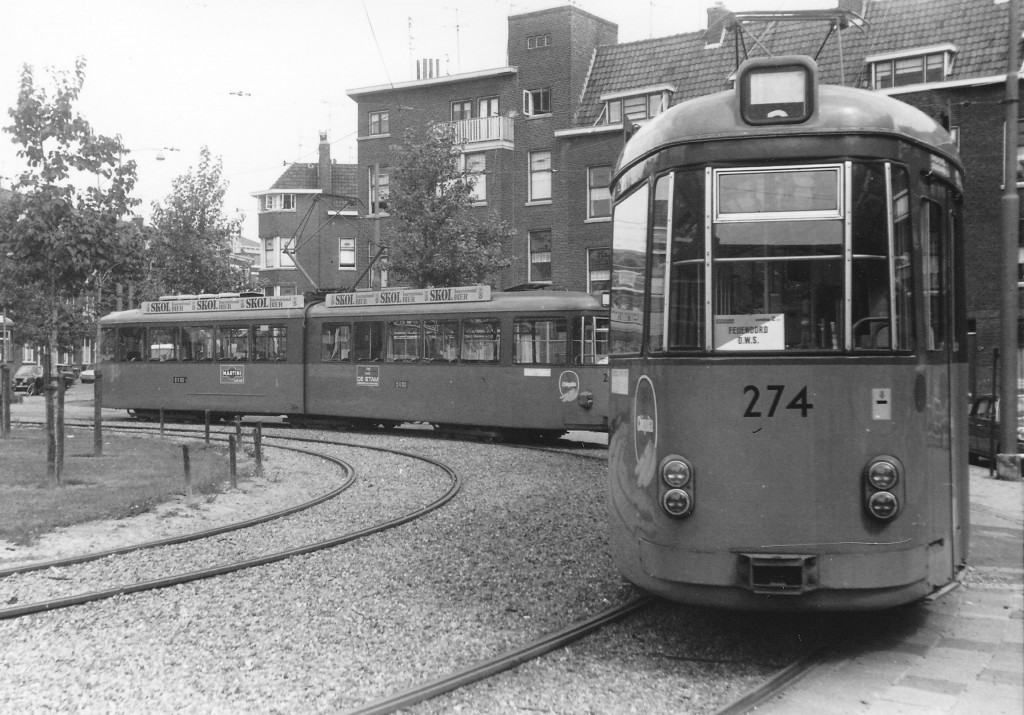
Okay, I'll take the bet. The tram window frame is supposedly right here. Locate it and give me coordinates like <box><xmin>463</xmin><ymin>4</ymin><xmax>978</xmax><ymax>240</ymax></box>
<box><xmin>98</xmin><ymin>327</ymin><xmax>119</xmax><ymax>363</ymax></box>
<box><xmin>423</xmin><ymin>319</ymin><xmax>459</xmax><ymax>362</ymax></box>
<box><xmin>610</xmin><ymin>182</ymin><xmax>650</xmax><ymax>356</ymax></box>
<box><xmin>664</xmin><ymin>169</ymin><xmax>706</xmax><ymax>351</ymax></box>
<box><xmin>922</xmin><ymin>195</ymin><xmax>948</xmax><ymax>351</ymax></box>
<box><xmin>253</xmin><ymin>324</ymin><xmax>288</xmax><ymax>361</ymax></box>
<box><xmin>147</xmin><ymin>326</ymin><xmax>178</xmax><ymax>361</ymax></box>
<box><xmin>119</xmin><ymin>326</ymin><xmax>146</xmax><ymax>362</ymax></box>
<box><xmin>181</xmin><ymin>326</ymin><xmax>215</xmax><ymax>361</ymax></box>
<box><xmin>460</xmin><ymin>318</ymin><xmax>500</xmax><ymax>363</ymax></box>
<box><xmin>353</xmin><ymin>321</ymin><xmax>384</xmax><ymax>362</ymax></box>
<box><xmin>576</xmin><ymin>315</ymin><xmax>610</xmax><ymax>364</ymax></box>
<box><xmin>217</xmin><ymin>325</ymin><xmax>251</xmax><ymax>361</ymax></box>
<box><xmin>321</xmin><ymin>322</ymin><xmax>352</xmax><ymax>362</ymax></box>
<box><xmin>387</xmin><ymin>320</ymin><xmax>422</xmax><ymax>362</ymax></box>
<box><xmin>513</xmin><ymin>317</ymin><xmax>568</xmax><ymax>365</ymax></box>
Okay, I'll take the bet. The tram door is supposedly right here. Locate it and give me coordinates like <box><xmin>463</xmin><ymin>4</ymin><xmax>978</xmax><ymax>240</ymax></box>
<box><xmin>922</xmin><ymin>179</ymin><xmax>969</xmax><ymax>584</ymax></box>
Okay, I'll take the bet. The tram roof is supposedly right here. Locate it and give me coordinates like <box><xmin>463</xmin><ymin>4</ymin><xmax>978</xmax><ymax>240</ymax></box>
<box><xmin>306</xmin><ymin>289</ymin><xmax>606</xmax><ymax>318</ymax></box>
<box><xmin>614</xmin><ymin>83</ymin><xmax>962</xmax><ymax>183</ymax></box>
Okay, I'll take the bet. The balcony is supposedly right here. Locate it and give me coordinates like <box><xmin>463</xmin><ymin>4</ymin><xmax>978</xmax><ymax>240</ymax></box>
<box><xmin>449</xmin><ymin>116</ymin><xmax>514</xmax><ymax>150</ymax></box>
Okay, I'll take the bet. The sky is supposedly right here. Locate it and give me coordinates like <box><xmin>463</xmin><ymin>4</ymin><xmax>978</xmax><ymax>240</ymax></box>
<box><xmin>0</xmin><ymin>0</ymin><xmax>831</xmax><ymax>241</ymax></box>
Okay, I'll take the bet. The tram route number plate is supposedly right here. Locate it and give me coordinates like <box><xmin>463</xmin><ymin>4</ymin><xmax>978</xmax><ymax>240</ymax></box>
<box><xmin>173</xmin><ymin>376</ymin><xmax>187</xmax><ymax>384</ymax></box>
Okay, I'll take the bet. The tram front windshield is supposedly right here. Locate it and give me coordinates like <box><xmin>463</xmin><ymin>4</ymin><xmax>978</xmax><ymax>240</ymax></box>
<box><xmin>612</xmin><ymin>161</ymin><xmax>914</xmax><ymax>354</ymax></box>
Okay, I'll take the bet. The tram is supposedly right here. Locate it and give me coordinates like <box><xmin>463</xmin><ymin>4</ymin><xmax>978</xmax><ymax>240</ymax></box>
<box><xmin>607</xmin><ymin>56</ymin><xmax>968</xmax><ymax>610</ymax></box>
<box><xmin>97</xmin><ymin>286</ymin><xmax>610</xmax><ymax>439</ymax></box>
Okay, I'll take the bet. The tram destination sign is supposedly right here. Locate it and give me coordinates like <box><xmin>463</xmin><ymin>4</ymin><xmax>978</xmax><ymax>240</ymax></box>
<box><xmin>141</xmin><ymin>295</ymin><xmax>305</xmax><ymax>314</ymax></box>
<box><xmin>325</xmin><ymin>285</ymin><xmax>491</xmax><ymax>308</ymax></box>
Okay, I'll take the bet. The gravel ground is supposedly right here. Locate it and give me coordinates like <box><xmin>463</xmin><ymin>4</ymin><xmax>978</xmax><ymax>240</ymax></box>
<box><xmin>0</xmin><ymin>429</ymin><xmax>827</xmax><ymax>714</ymax></box>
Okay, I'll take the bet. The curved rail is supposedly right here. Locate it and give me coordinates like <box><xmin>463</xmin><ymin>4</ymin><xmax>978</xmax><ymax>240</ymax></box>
<box><xmin>0</xmin><ymin>427</ymin><xmax>462</xmax><ymax>621</ymax></box>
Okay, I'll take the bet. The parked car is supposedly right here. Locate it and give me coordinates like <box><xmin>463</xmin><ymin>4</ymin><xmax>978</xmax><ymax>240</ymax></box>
<box><xmin>79</xmin><ymin>365</ymin><xmax>96</xmax><ymax>384</ymax></box>
<box><xmin>12</xmin><ymin>364</ymin><xmax>44</xmax><ymax>395</ymax></box>
<box><xmin>968</xmin><ymin>393</ymin><xmax>1024</xmax><ymax>463</ymax></box>
<box><xmin>11</xmin><ymin>364</ymin><xmax>76</xmax><ymax>395</ymax></box>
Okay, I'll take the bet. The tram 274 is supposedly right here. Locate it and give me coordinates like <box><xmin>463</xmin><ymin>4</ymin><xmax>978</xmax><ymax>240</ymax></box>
<box><xmin>607</xmin><ymin>57</ymin><xmax>968</xmax><ymax>610</ymax></box>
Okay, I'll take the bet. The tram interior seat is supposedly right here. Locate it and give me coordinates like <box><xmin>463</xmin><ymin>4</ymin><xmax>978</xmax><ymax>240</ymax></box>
<box><xmin>853</xmin><ymin>317</ymin><xmax>891</xmax><ymax>349</ymax></box>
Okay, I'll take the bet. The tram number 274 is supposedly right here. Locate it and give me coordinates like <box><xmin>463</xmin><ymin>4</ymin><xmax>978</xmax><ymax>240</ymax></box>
<box><xmin>743</xmin><ymin>385</ymin><xmax>813</xmax><ymax>418</ymax></box>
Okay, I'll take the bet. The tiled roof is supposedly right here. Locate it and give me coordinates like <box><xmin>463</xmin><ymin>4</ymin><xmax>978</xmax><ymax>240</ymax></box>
<box><xmin>575</xmin><ymin>0</ymin><xmax>1019</xmax><ymax>127</ymax></box>
<box><xmin>268</xmin><ymin>162</ymin><xmax>360</xmax><ymax>198</ymax></box>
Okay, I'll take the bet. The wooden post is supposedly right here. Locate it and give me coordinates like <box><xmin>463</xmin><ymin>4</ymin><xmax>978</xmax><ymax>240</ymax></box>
<box><xmin>254</xmin><ymin>422</ymin><xmax>263</xmax><ymax>479</ymax></box>
<box><xmin>56</xmin><ymin>377</ymin><xmax>65</xmax><ymax>483</ymax></box>
<box><xmin>228</xmin><ymin>435</ymin><xmax>237</xmax><ymax>488</ymax></box>
<box><xmin>93</xmin><ymin>368</ymin><xmax>102</xmax><ymax>457</ymax></box>
<box><xmin>235</xmin><ymin>418</ymin><xmax>243</xmax><ymax>451</ymax></box>
<box><xmin>204</xmin><ymin>410</ymin><xmax>211</xmax><ymax>445</ymax></box>
<box><xmin>160</xmin><ymin>407</ymin><xmax>165</xmax><ymax>437</ymax></box>
<box><xmin>182</xmin><ymin>444</ymin><xmax>193</xmax><ymax>502</ymax></box>
<box><xmin>1</xmin><ymin>364</ymin><xmax>9</xmax><ymax>439</ymax></box>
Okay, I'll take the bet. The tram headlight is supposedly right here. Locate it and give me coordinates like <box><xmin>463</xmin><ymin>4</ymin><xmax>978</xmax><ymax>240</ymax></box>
<box><xmin>662</xmin><ymin>489</ymin><xmax>693</xmax><ymax>517</ymax></box>
<box><xmin>867</xmin><ymin>460</ymin><xmax>899</xmax><ymax>490</ymax></box>
<box><xmin>661</xmin><ymin>459</ymin><xmax>692</xmax><ymax>488</ymax></box>
<box><xmin>867</xmin><ymin>491</ymin><xmax>900</xmax><ymax>520</ymax></box>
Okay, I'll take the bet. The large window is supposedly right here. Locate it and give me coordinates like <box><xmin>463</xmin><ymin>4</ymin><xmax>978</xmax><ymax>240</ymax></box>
<box><xmin>181</xmin><ymin>326</ymin><xmax>215</xmax><ymax>361</ymax></box>
<box><xmin>387</xmin><ymin>320</ymin><xmax>422</xmax><ymax>362</ymax></box>
<box><xmin>528</xmin><ymin>150</ymin><xmax>552</xmax><ymax>202</ymax></box>
<box><xmin>353</xmin><ymin>321</ymin><xmax>384</xmax><ymax>362</ymax></box>
<box><xmin>254</xmin><ymin>325</ymin><xmax>288</xmax><ymax>361</ymax></box>
<box><xmin>479</xmin><ymin>97</ymin><xmax>499</xmax><ymax>117</ymax></box>
<box><xmin>147</xmin><ymin>327</ymin><xmax>177</xmax><ymax>361</ymax></box>
<box><xmin>529</xmin><ymin>230</ymin><xmax>552</xmax><ymax>282</ymax></box>
<box><xmin>523</xmin><ymin>88</ymin><xmax>551</xmax><ymax>116</ymax></box>
<box><xmin>218</xmin><ymin>326</ymin><xmax>250</xmax><ymax>361</ymax></box>
<box><xmin>610</xmin><ymin>184</ymin><xmax>650</xmax><ymax>355</ymax></box>
<box><xmin>260</xmin><ymin>194</ymin><xmax>296</xmax><ymax>212</ymax></box>
<box><xmin>465</xmin><ymin>153</ymin><xmax>487</xmax><ymax>202</ymax></box>
<box><xmin>513</xmin><ymin>318</ymin><xmax>567</xmax><ymax>365</ymax></box>
<box><xmin>263</xmin><ymin>237</ymin><xmax>295</xmax><ymax>269</ymax></box>
<box><xmin>604</xmin><ymin>91</ymin><xmax>670</xmax><ymax>125</ymax></box>
<box><xmin>369</xmin><ymin>169</ymin><xmax>389</xmax><ymax>213</ymax></box>
<box><xmin>527</xmin><ymin>34</ymin><xmax>551</xmax><ymax>49</ymax></box>
<box><xmin>451</xmin><ymin>100</ymin><xmax>472</xmax><ymax>122</ymax></box>
<box><xmin>588</xmin><ymin>166</ymin><xmax>612</xmax><ymax>219</ymax></box>
<box><xmin>461</xmin><ymin>318</ymin><xmax>500</xmax><ymax>363</ymax></box>
<box><xmin>339</xmin><ymin>238</ymin><xmax>356</xmax><ymax>269</ymax></box>
<box><xmin>321</xmin><ymin>323</ymin><xmax>351</xmax><ymax>362</ymax></box>
<box><xmin>576</xmin><ymin>315</ymin><xmax>610</xmax><ymax>365</ymax></box>
<box><xmin>369</xmin><ymin>111</ymin><xmax>389</xmax><ymax>136</ymax></box>
<box><xmin>424</xmin><ymin>320</ymin><xmax>460</xmax><ymax>361</ymax></box>
<box><xmin>869</xmin><ymin>47</ymin><xmax>953</xmax><ymax>89</ymax></box>
<box><xmin>588</xmin><ymin>247</ymin><xmax>611</xmax><ymax>293</ymax></box>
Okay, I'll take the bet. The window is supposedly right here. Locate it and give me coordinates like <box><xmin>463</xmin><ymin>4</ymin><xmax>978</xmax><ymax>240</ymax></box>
<box><xmin>181</xmin><ymin>326</ymin><xmax>215</xmax><ymax>361</ymax></box>
<box><xmin>479</xmin><ymin>97</ymin><xmax>499</xmax><ymax>117</ymax></box>
<box><xmin>369</xmin><ymin>169</ymin><xmax>389</xmax><ymax>212</ymax></box>
<box><xmin>461</xmin><ymin>318</ymin><xmax>500</xmax><ymax>362</ymax></box>
<box><xmin>423</xmin><ymin>319</ymin><xmax>459</xmax><ymax>361</ymax></box>
<box><xmin>387</xmin><ymin>320</ymin><xmax>422</xmax><ymax>362</ymax></box>
<box><xmin>147</xmin><ymin>327</ymin><xmax>177</xmax><ymax>361</ymax></box>
<box><xmin>523</xmin><ymin>88</ymin><xmax>551</xmax><ymax>116</ymax></box>
<box><xmin>529</xmin><ymin>230</ymin><xmax>552</xmax><ymax>282</ymax></box>
<box><xmin>513</xmin><ymin>318</ymin><xmax>567</xmax><ymax>365</ymax></box>
<box><xmin>923</xmin><ymin>197</ymin><xmax>947</xmax><ymax>350</ymax></box>
<box><xmin>451</xmin><ymin>100</ymin><xmax>472</xmax><ymax>121</ymax></box>
<box><xmin>218</xmin><ymin>326</ymin><xmax>250</xmax><ymax>361</ymax></box>
<box><xmin>588</xmin><ymin>166</ymin><xmax>612</xmax><ymax>219</ymax></box>
<box><xmin>254</xmin><ymin>325</ymin><xmax>287</xmax><ymax>361</ymax></box>
<box><xmin>353</xmin><ymin>321</ymin><xmax>384</xmax><ymax>361</ymax></box>
<box><xmin>339</xmin><ymin>238</ymin><xmax>356</xmax><ymax>269</ymax></box>
<box><xmin>603</xmin><ymin>91</ymin><xmax>670</xmax><ymax>125</ymax></box>
<box><xmin>464</xmin><ymin>153</ymin><xmax>486</xmax><ymax>202</ymax></box>
<box><xmin>528</xmin><ymin>150</ymin><xmax>552</xmax><ymax>202</ymax></box>
<box><xmin>576</xmin><ymin>315</ymin><xmax>610</xmax><ymax>365</ymax></box>
<box><xmin>321</xmin><ymin>323</ymin><xmax>351</xmax><ymax>362</ymax></box>
<box><xmin>527</xmin><ymin>34</ymin><xmax>551</xmax><ymax>49</ymax></box>
<box><xmin>869</xmin><ymin>48</ymin><xmax>953</xmax><ymax>89</ymax></box>
<box><xmin>263</xmin><ymin>237</ymin><xmax>295</xmax><ymax>269</ymax></box>
<box><xmin>263</xmin><ymin>284</ymin><xmax>297</xmax><ymax>297</ymax></box>
<box><xmin>588</xmin><ymin>248</ymin><xmax>611</xmax><ymax>293</ymax></box>
<box><xmin>369</xmin><ymin>111</ymin><xmax>389</xmax><ymax>136</ymax></box>
<box><xmin>610</xmin><ymin>184</ymin><xmax>650</xmax><ymax>355</ymax></box>
<box><xmin>260</xmin><ymin>194</ymin><xmax>296</xmax><ymax>212</ymax></box>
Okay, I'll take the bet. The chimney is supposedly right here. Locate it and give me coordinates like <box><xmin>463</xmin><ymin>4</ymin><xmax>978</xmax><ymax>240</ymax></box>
<box><xmin>318</xmin><ymin>131</ymin><xmax>331</xmax><ymax>193</ymax></box>
<box><xmin>705</xmin><ymin>2</ymin><xmax>731</xmax><ymax>46</ymax></box>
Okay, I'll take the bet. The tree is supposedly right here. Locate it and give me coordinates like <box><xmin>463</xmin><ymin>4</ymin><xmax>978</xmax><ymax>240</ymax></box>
<box><xmin>384</xmin><ymin>123</ymin><xmax>513</xmax><ymax>288</ymax></box>
<box><xmin>138</xmin><ymin>147</ymin><xmax>252</xmax><ymax>301</ymax></box>
<box><xmin>0</xmin><ymin>58</ymin><xmax>143</xmax><ymax>481</ymax></box>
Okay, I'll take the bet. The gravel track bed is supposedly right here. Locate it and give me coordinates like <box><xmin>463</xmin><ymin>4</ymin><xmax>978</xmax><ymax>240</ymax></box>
<box><xmin>0</xmin><ymin>430</ymin><xmax>829</xmax><ymax>714</ymax></box>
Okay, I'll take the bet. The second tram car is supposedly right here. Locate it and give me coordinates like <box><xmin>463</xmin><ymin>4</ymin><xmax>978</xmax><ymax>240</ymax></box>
<box><xmin>607</xmin><ymin>57</ymin><xmax>968</xmax><ymax>610</ymax></box>
<box><xmin>97</xmin><ymin>287</ymin><xmax>610</xmax><ymax>439</ymax></box>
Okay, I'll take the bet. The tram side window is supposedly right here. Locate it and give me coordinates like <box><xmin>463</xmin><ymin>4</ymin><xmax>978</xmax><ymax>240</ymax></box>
<box><xmin>461</xmin><ymin>318</ymin><xmax>500</xmax><ymax>363</ymax></box>
<box><xmin>851</xmin><ymin>163</ymin><xmax>892</xmax><ymax>350</ymax></box>
<box><xmin>353</xmin><ymin>321</ymin><xmax>384</xmax><ymax>361</ymax></box>
<box><xmin>513</xmin><ymin>318</ymin><xmax>567</xmax><ymax>365</ymax></box>
<box><xmin>576</xmin><ymin>315</ymin><xmax>610</xmax><ymax>364</ymax></box>
<box><xmin>254</xmin><ymin>324</ymin><xmax>287</xmax><ymax>361</ymax></box>
<box><xmin>387</xmin><ymin>320</ymin><xmax>422</xmax><ymax>362</ymax></box>
<box><xmin>181</xmin><ymin>326</ymin><xmax>215</xmax><ymax>361</ymax></box>
<box><xmin>892</xmin><ymin>168</ymin><xmax>915</xmax><ymax>350</ymax></box>
<box><xmin>147</xmin><ymin>327</ymin><xmax>178</xmax><ymax>361</ymax></box>
<box><xmin>923</xmin><ymin>197</ymin><xmax>947</xmax><ymax>350</ymax></box>
<box><xmin>423</xmin><ymin>319</ymin><xmax>459</xmax><ymax>362</ymax></box>
<box><xmin>667</xmin><ymin>170</ymin><xmax>705</xmax><ymax>350</ymax></box>
<box><xmin>321</xmin><ymin>323</ymin><xmax>351</xmax><ymax>362</ymax></box>
<box><xmin>649</xmin><ymin>175</ymin><xmax>670</xmax><ymax>350</ymax></box>
<box><xmin>120</xmin><ymin>326</ymin><xmax>145</xmax><ymax>362</ymax></box>
<box><xmin>98</xmin><ymin>327</ymin><xmax>118</xmax><ymax>363</ymax></box>
<box><xmin>218</xmin><ymin>326</ymin><xmax>251</xmax><ymax>361</ymax></box>
<box><xmin>610</xmin><ymin>183</ymin><xmax>649</xmax><ymax>355</ymax></box>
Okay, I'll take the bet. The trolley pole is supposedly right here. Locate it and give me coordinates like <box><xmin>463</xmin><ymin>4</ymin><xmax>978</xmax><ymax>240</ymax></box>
<box><xmin>998</xmin><ymin>0</ymin><xmax>1021</xmax><ymax>480</ymax></box>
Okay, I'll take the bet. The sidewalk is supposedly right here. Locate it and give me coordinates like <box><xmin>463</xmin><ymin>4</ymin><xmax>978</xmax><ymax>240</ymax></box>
<box><xmin>754</xmin><ymin>466</ymin><xmax>1023</xmax><ymax>714</ymax></box>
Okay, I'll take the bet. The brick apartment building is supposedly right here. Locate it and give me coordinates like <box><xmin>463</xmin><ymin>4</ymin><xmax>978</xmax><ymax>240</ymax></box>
<box><xmin>257</xmin><ymin>0</ymin><xmax>1023</xmax><ymax>391</ymax></box>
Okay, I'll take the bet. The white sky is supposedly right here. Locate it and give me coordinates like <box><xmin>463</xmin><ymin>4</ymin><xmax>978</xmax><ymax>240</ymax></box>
<box><xmin>0</xmin><ymin>0</ymin><xmax>830</xmax><ymax>240</ymax></box>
